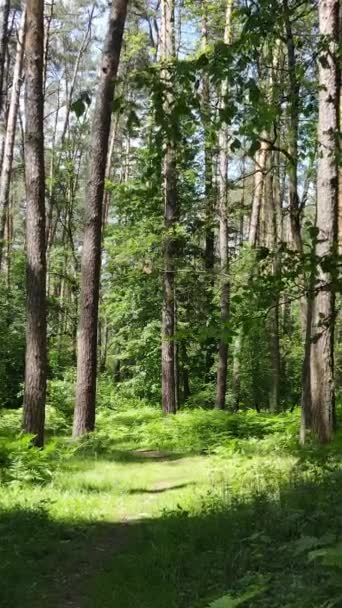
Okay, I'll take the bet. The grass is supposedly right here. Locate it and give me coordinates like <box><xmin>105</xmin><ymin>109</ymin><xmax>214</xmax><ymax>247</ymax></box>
<box><xmin>1</xmin><ymin>404</ymin><xmax>342</xmax><ymax>607</ymax></box>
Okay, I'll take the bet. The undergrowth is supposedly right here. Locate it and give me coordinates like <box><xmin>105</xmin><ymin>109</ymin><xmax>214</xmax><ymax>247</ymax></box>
<box><xmin>1</xmin><ymin>404</ymin><xmax>342</xmax><ymax>607</ymax></box>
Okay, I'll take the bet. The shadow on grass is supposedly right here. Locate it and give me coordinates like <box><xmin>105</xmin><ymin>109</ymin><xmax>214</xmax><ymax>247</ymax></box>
<box><xmin>2</xmin><ymin>465</ymin><xmax>342</xmax><ymax>608</ymax></box>
<box><xmin>71</xmin><ymin>448</ymin><xmax>186</xmax><ymax>466</ymax></box>
<box><xmin>128</xmin><ymin>482</ymin><xmax>193</xmax><ymax>495</ymax></box>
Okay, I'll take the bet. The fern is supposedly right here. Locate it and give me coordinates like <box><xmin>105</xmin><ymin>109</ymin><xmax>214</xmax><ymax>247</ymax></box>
<box><xmin>0</xmin><ymin>434</ymin><xmax>62</xmax><ymax>485</ymax></box>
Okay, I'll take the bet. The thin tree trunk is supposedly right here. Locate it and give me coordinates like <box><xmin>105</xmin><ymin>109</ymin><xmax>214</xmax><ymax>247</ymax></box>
<box><xmin>263</xmin><ymin>143</ymin><xmax>281</xmax><ymax>412</ymax></box>
<box><xmin>0</xmin><ymin>8</ymin><xmax>25</xmax><ymax>269</ymax></box>
<box><xmin>283</xmin><ymin>0</ymin><xmax>309</xmax><ymax>340</ymax></box>
<box><xmin>5</xmin><ymin>191</ymin><xmax>12</xmax><ymax>287</ymax></box>
<box><xmin>180</xmin><ymin>342</ymin><xmax>190</xmax><ymax>402</ymax></box>
<box><xmin>73</xmin><ymin>0</ymin><xmax>128</xmax><ymax>438</ymax></box>
<box><xmin>215</xmin><ymin>0</ymin><xmax>233</xmax><ymax>410</ymax></box>
<box><xmin>338</xmin><ymin>1</ymin><xmax>342</xmax><ymax>255</ymax></box>
<box><xmin>283</xmin><ymin>0</ymin><xmax>301</xmax><ymax>250</ymax></box>
<box><xmin>102</xmin><ymin>113</ymin><xmax>119</xmax><ymax>225</ymax></box>
<box><xmin>248</xmin><ymin>140</ymin><xmax>268</xmax><ymax>247</ymax></box>
<box><xmin>0</xmin><ymin>0</ymin><xmax>10</xmax><ymax>116</ymax></box>
<box><xmin>301</xmin><ymin>0</ymin><xmax>339</xmax><ymax>443</ymax></box>
<box><xmin>22</xmin><ymin>0</ymin><xmax>47</xmax><ymax>448</ymax></box>
<box><xmin>43</xmin><ymin>0</ymin><xmax>54</xmax><ymax>97</ymax></box>
<box><xmin>232</xmin><ymin>330</ymin><xmax>242</xmax><ymax>411</ymax></box>
<box><xmin>201</xmin><ymin>1</ymin><xmax>215</xmax><ymax>381</ymax></box>
<box><xmin>161</xmin><ymin>0</ymin><xmax>177</xmax><ymax>415</ymax></box>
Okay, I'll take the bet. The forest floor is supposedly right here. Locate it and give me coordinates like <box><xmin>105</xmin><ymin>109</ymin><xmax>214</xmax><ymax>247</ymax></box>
<box><xmin>2</xmin><ymin>405</ymin><xmax>342</xmax><ymax>608</ymax></box>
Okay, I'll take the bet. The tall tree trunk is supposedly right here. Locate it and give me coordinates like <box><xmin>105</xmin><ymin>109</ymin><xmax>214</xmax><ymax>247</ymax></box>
<box><xmin>215</xmin><ymin>0</ymin><xmax>233</xmax><ymax>410</ymax></box>
<box><xmin>201</xmin><ymin>1</ymin><xmax>215</xmax><ymax>381</ymax></box>
<box><xmin>0</xmin><ymin>0</ymin><xmax>10</xmax><ymax>116</ymax></box>
<box><xmin>161</xmin><ymin>0</ymin><xmax>177</xmax><ymax>415</ymax></box>
<box><xmin>266</xmin><ymin>154</ymin><xmax>281</xmax><ymax>412</ymax></box>
<box><xmin>283</xmin><ymin>0</ymin><xmax>301</xmax><ymax>251</ymax></box>
<box><xmin>73</xmin><ymin>0</ymin><xmax>128</xmax><ymax>438</ymax></box>
<box><xmin>283</xmin><ymin>0</ymin><xmax>309</xmax><ymax>346</ymax></box>
<box><xmin>301</xmin><ymin>0</ymin><xmax>339</xmax><ymax>443</ymax></box>
<box><xmin>22</xmin><ymin>0</ymin><xmax>47</xmax><ymax>448</ymax></box>
<box><xmin>338</xmin><ymin>1</ymin><xmax>342</xmax><ymax>255</ymax></box>
<box><xmin>0</xmin><ymin>7</ymin><xmax>25</xmax><ymax>269</ymax></box>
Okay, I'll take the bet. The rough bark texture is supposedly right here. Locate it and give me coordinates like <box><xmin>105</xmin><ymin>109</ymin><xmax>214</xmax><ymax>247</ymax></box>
<box><xmin>215</xmin><ymin>0</ymin><xmax>233</xmax><ymax>410</ymax></box>
<box><xmin>0</xmin><ymin>0</ymin><xmax>10</xmax><ymax>115</ymax></box>
<box><xmin>0</xmin><ymin>8</ymin><xmax>26</xmax><ymax>268</ymax></box>
<box><xmin>161</xmin><ymin>0</ymin><xmax>177</xmax><ymax>415</ymax></box>
<box><xmin>73</xmin><ymin>0</ymin><xmax>128</xmax><ymax>437</ymax></box>
<box><xmin>302</xmin><ymin>0</ymin><xmax>339</xmax><ymax>443</ymax></box>
<box><xmin>23</xmin><ymin>0</ymin><xmax>47</xmax><ymax>448</ymax></box>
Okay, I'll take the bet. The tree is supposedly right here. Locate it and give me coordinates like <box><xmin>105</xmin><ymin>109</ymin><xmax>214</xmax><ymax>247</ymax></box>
<box><xmin>22</xmin><ymin>0</ymin><xmax>47</xmax><ymax>447</ymax></box>
<box><xmin>201</xmin><ymin>0</ymin><xmax>215</xmax><ymax>381</ymax></box>
<box><xmin>161</xmin><ymin>0</ymin><xmax>177</xmax><ymax>414</ymax></box>
<box><xmin>0</xmin><ymin>7</ymin><xmax>26</xmax><ymax>268</ymax></box>
<box><xmin>73</xmin><ymin>0</ymin><xmax>129</xmax><ymax>438</ymax></box>
<box><xmin>301</xmin><ymin>0</ymin><xmax>339</xmax><ymax>443</ymax></box>
<box><xmin>0</xmin><ymin>0</ymin><xmax>9</xmax><ymax>115</ymax></box>
<box><xmin>215</xmin><ymin>0</ymin><xmax>233</xmax><ymax>410</ymax></box>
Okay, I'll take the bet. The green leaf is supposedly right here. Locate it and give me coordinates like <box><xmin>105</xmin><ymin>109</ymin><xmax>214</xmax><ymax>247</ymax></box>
<box><xmin>230</xmin><ymin>138</ymin><xmax>241</xmax><ymax>152</ymax></box>
<box><xmin>71</xmin><ymin>91</ymin><xmax>91</xmax><ymax>118</ymax></box>
<box><xmin>308</xmin><ymin>226</ymin><xmax>319</xmax><ymax>240</ymax></box>
<box><xmin>318</xmin><ymin>54</ymin><xmax>330</xmax><ymax>69</ymax></box>
<box><xmin>112</xmin><ymin>95</ymin><xmax>124</xmax><ymax>112</ymax></box>
<box><xmin>71</xmin><ymin>98</ymin><xmax>86</xmax><ymax>118</ymax></box>
<box><xmin>248</xmin><ymin>139</ymin><xmax>261</xmax><ymax>157</ymax></box>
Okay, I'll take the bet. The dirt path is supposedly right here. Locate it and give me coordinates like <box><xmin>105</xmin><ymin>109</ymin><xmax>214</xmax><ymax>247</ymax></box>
<box><xmin>55</xmin><ymin>451</ymin><xmax>211</xmax><ymax>608</ymax></box>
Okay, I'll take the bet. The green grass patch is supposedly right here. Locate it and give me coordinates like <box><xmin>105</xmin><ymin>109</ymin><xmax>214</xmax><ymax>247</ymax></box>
<box><xmin>1</xmin><ymin>405</ymin><xmax>342</xmax><ymax>607</ymax></box>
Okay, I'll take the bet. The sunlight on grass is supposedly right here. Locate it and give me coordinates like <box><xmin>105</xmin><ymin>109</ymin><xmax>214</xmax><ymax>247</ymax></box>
<box><xmin>2</xmin><ymin>406</ymin><xmax>342</xmax><ymax>607</ymax></box>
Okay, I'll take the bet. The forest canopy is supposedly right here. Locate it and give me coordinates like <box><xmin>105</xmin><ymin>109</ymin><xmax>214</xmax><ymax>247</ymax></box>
<box><xmin>0</xmin><ymin>0</ymin><xmax>339</xmax><ymax>442</ymax></box>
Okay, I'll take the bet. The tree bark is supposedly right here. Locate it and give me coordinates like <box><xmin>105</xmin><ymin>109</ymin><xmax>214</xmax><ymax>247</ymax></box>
<box><xmin>266</xmin><ymin>155</ymin><xmax>281</xmax><ymax>412</ymax></box>
<box><xmin>22</xmin><ymin>0</ymin><xmax>47</xmax><ymax>448</ymax></box>
<box><xmin>338</xmin><ymin>1</ymin><xmax>342</xmax><ymax>255</ymax></box>
<box><xmin>201</xmin><ymin>1</ymin><xmax>215</xmax><ymax>381</ymax></box>
<box><xmin>161</xmin><ymin>0</ymin><xmax>177</xmax><ymax>414</ymax></box>
<box><xmin>248</xmin><ymin>139</ymin><xmax>268</xmax><ymax>247</ymax></box>
<box><xmin>42</xmin><ymin>0</ymin><xmax>54</xmax><ymax>97</ymax></box>
<box><xmin>73</xmin><ymin>0</ymin><xmax>128</xmax><ymax>438</ymax></box>
<box><xmin>301</xmin><ymin>0</ymin><xmax>339</xmax><ymax>443</ymax></box>
<box><xmin>215</xmin><ymin>0</ymin><xmax>233</xmax><ymax>410</ymax></box>
<box><xmin>0</xmin><ymin>7</ymin><xmax>26</xmax><ymax>269</ymax></box>
<box><xmin>283</xmin><ymin>0</ymin><xmax>301</xmax><ymax>251</ymax></box>
<box><xmin>0</xmin><ymin>0</ymin><xmax>10</xmax><ymax>116</ymax></box>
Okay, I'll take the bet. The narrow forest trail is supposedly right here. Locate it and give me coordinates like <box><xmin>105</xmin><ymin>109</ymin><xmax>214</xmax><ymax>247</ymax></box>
<box><xmin>0</xmin><ymin>449</ymin><xmax>217</xmax><ymax>608</ymax></box>
<box><xmin>56</xmin><ymin>451</ymin><xmax>215</xmax><ymax>608</ymax></box>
